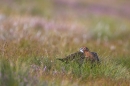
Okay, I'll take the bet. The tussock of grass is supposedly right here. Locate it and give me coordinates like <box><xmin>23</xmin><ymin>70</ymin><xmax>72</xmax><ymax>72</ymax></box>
<box><xmin>113</xmin><ymin>56</ymin><xmax>130</xmax><ymax>69</ymax></box>
<box><xmin>57</xmin><ymin>58</ymin><xmax>130</xmax><ymax>79</ymax></box>
<box><xmin>0</xmin><ymin>57</ymin><xmax>30</xmax><ymax>86</ymax></box>
<box><xmin>0</xmin><ymin>55</ymin><xmax>129</xmax><ymax>86</ymax></box>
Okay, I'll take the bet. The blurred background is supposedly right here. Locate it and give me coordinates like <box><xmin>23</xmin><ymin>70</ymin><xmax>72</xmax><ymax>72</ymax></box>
<box><xmin>0</xmin><ymin>0</ymin><xmax>130</xmax><ymax>55</ymax></box>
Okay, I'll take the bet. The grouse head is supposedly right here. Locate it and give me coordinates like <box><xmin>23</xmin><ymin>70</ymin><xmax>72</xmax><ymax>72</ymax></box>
<box><xmin>80</xmin><ymin>47</ymin><xmax>89</xmax><ymax>53</ymax></box>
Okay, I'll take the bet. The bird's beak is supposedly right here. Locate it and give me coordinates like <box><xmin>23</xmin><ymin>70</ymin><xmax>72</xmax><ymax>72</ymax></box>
<box><xmin>80</xmin><ymin>49</ymin><xmax>84</xmax><ymax>53</ymax></box>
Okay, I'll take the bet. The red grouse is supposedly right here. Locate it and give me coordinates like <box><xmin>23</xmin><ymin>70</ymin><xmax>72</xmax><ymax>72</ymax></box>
<box><xmin>57</xmin><ymin>47</ymin><xmax>100</xmax><ymax>64</ymax></box>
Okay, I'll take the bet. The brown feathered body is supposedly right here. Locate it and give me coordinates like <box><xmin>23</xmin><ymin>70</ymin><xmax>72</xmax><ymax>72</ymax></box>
<box><xmin>57</xmin><ymin>47</ymin><xmax>100</xmax><ymax>65</ymax></box>
<box><xmin>57</xmin><ymin>51</ymin><xmax>85</xmax><ymax>64</ymax></box>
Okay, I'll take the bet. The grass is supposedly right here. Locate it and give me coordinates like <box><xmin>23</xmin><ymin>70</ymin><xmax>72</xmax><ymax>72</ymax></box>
<box><xmin>0</xmin><ymin>39</ymin><xmax>130</xmax><ymax>86</ymax></box>
<box><xmin>0</xmin><ymin>0</ymin><xmax>130</xmax><ymax>86</ymax></box>
<box><xmin>0</xmin><ymin>53</ymin><xmax>130</xmax><ymax>86</ymax></box>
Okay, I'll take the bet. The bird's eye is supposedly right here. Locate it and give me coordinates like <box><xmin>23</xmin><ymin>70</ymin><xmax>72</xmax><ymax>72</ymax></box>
<box><xmin>83</xmin><ymin>47</ymin><xmax>86</xmax><ymax>50</ymax></box>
